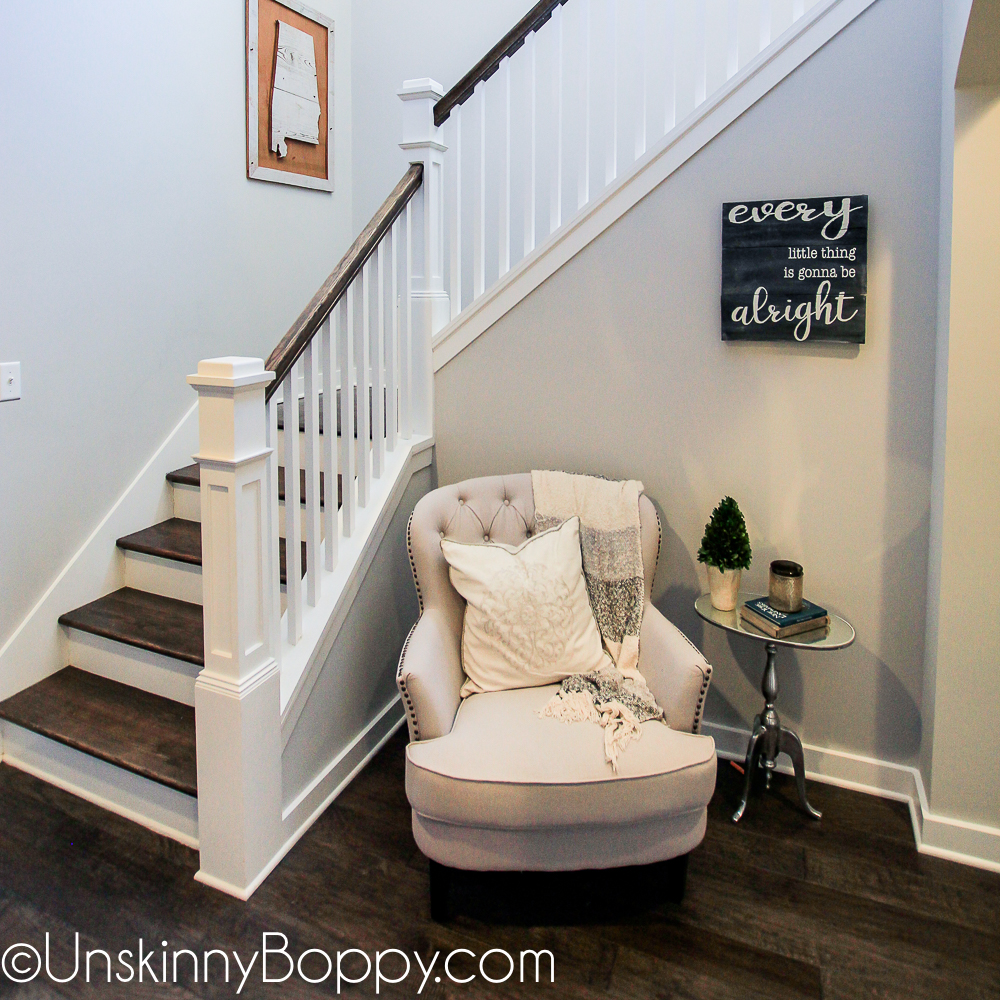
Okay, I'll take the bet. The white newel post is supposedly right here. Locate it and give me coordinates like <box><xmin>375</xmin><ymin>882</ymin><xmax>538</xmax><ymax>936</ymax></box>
<box><xmin>399</xmin><ymin>78</ymin><xmax>449</xmax><ymax>436</ymax></box>
<box><xmin>186</xmin><ymin>357</ymin><xmax>283</xmax><ymax>898</ymax></box>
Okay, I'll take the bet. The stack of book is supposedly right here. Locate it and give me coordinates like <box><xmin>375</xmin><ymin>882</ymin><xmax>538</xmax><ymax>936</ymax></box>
<box><xmin>740</xmin><ymin>597</ymin><xmax>830</xmax><ymax>639</ymax></box>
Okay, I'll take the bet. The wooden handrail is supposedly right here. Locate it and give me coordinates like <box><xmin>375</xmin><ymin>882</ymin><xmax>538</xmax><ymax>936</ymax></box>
<box><xmin>264</xmin><ymin>163</ymin><xmax>423</xmax><ymax>400</ymax></box>
<box><xmin>433</xmin><ymin>0</ymin><xmax>571</xmax><ymax>127</ymax></box>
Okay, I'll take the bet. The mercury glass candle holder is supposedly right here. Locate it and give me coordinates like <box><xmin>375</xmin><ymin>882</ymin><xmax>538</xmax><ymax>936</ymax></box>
<box><xmin>769</xmin><ymin>560</ymin><xmax>804</xmax><ymax>612</ymax></box>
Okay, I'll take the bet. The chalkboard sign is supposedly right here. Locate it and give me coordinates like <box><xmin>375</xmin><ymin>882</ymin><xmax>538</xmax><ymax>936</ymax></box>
<box><xmin>721</xmin><ymin>195</ymin><xmax>868</xmax><ymax>343</ymax></box>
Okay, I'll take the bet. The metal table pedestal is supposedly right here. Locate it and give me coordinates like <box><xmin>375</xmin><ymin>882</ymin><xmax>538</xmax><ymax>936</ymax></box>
<box><xmin>693</xmin><ymin>592</ymin><xmax>855</xmax><ymax>826</ymax></box>
<box><xmin>732</xmin><ymin>641</ymin><xmax>821</xmax><ymax>823</ymax></box>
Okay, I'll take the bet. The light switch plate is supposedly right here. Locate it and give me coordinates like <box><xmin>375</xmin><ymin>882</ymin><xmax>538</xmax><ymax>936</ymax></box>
<box><xmin>1</xmin><ymin>362</ymin><xmax>21</xmax><ymax>401</ymax></box>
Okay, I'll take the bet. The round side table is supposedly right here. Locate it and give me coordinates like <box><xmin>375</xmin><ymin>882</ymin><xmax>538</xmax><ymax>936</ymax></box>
<box><xmin>695</xmin><ymin>593</ymin><xmax>855</xmax><ymax>823</ymax></box>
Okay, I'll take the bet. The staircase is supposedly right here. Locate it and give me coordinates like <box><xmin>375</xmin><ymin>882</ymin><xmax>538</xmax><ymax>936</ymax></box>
<box><xmin>0</xmin><ymin>455</ymin><xmax>323</xmax><ymax>847</ymax></box>
<box><xmin>0</xmin><ymin>0</ymin><xmax>876</xmax><ymax>899</ymax></box>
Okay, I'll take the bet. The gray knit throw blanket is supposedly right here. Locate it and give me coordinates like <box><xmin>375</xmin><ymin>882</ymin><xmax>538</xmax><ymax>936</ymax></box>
<box><xmin>531</xmin><ymin>471</ymin><xmax>666</xmax><ymax>770</ymax></box>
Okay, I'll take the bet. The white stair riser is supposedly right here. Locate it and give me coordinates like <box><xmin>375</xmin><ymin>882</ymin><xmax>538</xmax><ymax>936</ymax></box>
<box><xmin>172</xmin><ymin>482</ymin><xmax>327</xmax><ymax>540</ymax></box>
<box><xmin>0</xmin><ymin>721</ymin><xmax>198</xmax><ymax>848</ymax></box>
<box><xmin>65</xmin><ymin>630</ymin><xmax>199</xmax><ymax>706</ymax></box>
<box><xmin>172</xmin><ymin>483</ymin><xmax>201</xmax><ymax>521</ymax></box>
<box><xmin>123</xmin><ymin>550</ymin><xmax>203</xmax><ymax>605</ymax></box>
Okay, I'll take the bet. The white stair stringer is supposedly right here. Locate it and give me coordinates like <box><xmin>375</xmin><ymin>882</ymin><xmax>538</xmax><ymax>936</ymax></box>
<box><xmin>431</xmin><ymin>0</ymin><xmax>879</xmax><ymax>373</ymax></box>
<box><xmin>278</xmin><ymin>433</ymin><xmax>435</xmax><ymax>731</ymax></box>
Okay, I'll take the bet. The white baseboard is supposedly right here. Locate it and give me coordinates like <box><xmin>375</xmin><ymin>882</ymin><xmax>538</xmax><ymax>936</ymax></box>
<box><xmin>0</xmin><ymin>721</ymin><xmax>198</xmax><ymax>849</ymax></box>
<box><xmin>703</xmin><ymin>720</ymin><xmax>1000</xmax><ymax>873</ymax></box>
<box><xmin>194</xmin><ymin>696</ymin><xmax>406</xmax><ymax>901</ymax></box>
<box><xmin>0</xmin><ymin>402</ymin><xmax>199</xmax><ymax>703</ymax></box>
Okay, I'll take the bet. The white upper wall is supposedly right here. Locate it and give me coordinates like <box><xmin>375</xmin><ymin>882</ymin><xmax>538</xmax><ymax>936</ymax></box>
<box><xmin>435</xmin><ymin>0</ymin><xmax>944</xmax><ymax>768</ymax></box>
<box><xmin>350</xmin><ymin>0</ymin><xmax>534</xmax><ymax>231</ymax></box>
<box><xmin>0</xmin><ymin>0</ymin><xmax>353</xmax><ymax>647</ymax></box>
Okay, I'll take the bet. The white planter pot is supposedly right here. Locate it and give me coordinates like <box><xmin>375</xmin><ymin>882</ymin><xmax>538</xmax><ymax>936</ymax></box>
<box><xmin>707</xmin><ymin>566</ymin><xmax>741</xmax><ymax>612</ymax></box>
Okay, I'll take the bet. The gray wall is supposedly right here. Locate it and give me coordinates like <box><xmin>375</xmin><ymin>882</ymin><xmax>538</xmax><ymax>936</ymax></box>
<box><xmin>351</xmin><ymin>0</ymin><xmax>534</xmax><ymax>232</ymax></box>
<box><xmin>0</xmin><ymin>0</ymin><xmax>353</xmax><ymax>648</ymax></box>
<box><xmin>434</xmin><ymin>0</ymin><xmax>943</xmax><ymax>767</ymax></box>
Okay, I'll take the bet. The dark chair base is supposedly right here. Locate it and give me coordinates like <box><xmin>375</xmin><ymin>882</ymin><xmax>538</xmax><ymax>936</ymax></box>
<box><xmin>428</xmin><ymin>853</ymin><xmax>690</xmax><ymax>924</ymax></box>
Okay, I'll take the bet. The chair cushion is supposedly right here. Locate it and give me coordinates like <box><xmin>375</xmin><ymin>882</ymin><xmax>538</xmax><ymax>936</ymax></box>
<box><xmin>406</xmin><ymin>685</ymin><xmax>717</xmax><ymax>831</ymax></box>
<box><xmin>441</xmin><ymin>517</ymin><xmax>608</xmax><ymax>697</ymax></box>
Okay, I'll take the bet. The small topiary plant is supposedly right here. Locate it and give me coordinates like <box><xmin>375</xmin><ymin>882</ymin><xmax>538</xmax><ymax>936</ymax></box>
<box><xmin>698</xmin><ymin>496</ymin><xmax>752</xmax><ymax>571</ymax></box>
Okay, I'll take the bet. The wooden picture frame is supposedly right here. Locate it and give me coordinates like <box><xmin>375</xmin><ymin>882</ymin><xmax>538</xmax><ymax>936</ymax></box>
<box><xmin>247</xmin><ymin>0</ymin><xmax>334</xmax><ymax>191</ymax></box>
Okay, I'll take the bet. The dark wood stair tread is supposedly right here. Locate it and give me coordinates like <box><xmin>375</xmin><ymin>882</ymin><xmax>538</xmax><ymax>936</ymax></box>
<box><xmin>58</xmin><ymin>588</ymin><xmax>204</xmax><ymax>666</ymax></box>
<box><xmin>117</xmin><ymin>518</ymin><xmax>201</xmax><ymax>564</ymax></box>
<box><xmin>116</xmin><ymin>518</ymin><xmax>308</xmax><ymax>585</ymax></box>
<box><xmin>167</xmin><ymin>467</ymin><xmax>343</xmax><ymax>511</ymax></box>
<box><xmin>0</xmin><ymin>667</ymin><xmax>197</xmax><ymax>796</ymax></box>
<box><xmin>165</xmin><ymin>463</ymin><xmax>200</xmax><ymax>488</ymax></box>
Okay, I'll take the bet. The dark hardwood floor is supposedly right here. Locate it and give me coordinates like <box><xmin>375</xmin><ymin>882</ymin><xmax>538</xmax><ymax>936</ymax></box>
<box><xmin>0</xmin><ymin>731</ymin><xmax>996</xmax><ymax>998</ymax></box>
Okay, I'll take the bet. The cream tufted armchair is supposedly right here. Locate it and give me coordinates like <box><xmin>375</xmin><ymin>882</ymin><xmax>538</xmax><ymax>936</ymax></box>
<box><xmin>398</xmin><ymin>474</ymin><xmax>717</xmax><ymax>919</ymax></box>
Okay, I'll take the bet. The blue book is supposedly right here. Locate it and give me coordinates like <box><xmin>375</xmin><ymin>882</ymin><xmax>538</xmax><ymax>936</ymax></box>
<box><xmin>743</xmin><ymin>597</ymin><xmax>827</xmax><ymax>626</ymax></box>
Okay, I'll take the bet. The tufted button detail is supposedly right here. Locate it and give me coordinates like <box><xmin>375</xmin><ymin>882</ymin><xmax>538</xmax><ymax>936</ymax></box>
<box><xmin>504</xmin><ymin>499</ymin><xmax>510</xmax><ymax>506</ymax></box>
<box><xmin>459</xmin><ymin>499</ymin><xmax>465</xmax><ymax>505</ymax></box>
<box><xmin>483</xmin><ymin>534</ymin><xmax>490</xmax><ymax>542</ymax></box>
<box><xmin>440</xmin><ymin>531</ymin><xmax>445</xmax><ymax>538</ymax></box>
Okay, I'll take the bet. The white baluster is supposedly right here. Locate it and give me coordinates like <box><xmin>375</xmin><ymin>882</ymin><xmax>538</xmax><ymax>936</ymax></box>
<box><xmin>387</xmin><ymin>218</ymin><xmax>399</xmax><ymax>451</ymax></box>
<box><xmin>695</xmin><ymin>0</ymin><xmax>708</xmax><ymax>106</ymax></box>
<box><xmin>524</xmin><ymin>31</ymin><xmax>537</xmax><ymax>256</ymax></box>
<box><xmin>282</xmin><ymin>366</ymin><xmax>302</xmax><ymax>643</ymax></box>
<box><xmin>474</xmin><ymin>82</ymin><xmax>486</xmax><ymax>299</ymax></box>
<box><xmin>727</xmin><ymin>0</ymin><xmax>740</xmax><ymax>79</ymax></box>
<box><xmin>357</xmin><ymin>261</ymin><xmax>371</xmax><ymax>507</ymax></box>
<box><xmin>605</xmin><ymin>0</ymin><xmax>618</xmax><ymax>185</ymax></box>
<box><xmin>499</xmin><ymin>58</ymin><xmax>511</xmax><ymax>277</ymax></box>
<box><xmin>402</xmin><ymin>200</ymin><xmax>413</xmax><ymax>439</ymax></box>
<box><xmin>373</xmin><ymin>241</ymin><xmax>386</xmax><ymax>478</ymax></box>
<box><xmin>664</xmin><ymin>0</ymin><xmax>676</xmax><ymax>132</ymax></box>
<box><xmin>303</xmin><ymin>339</ymin><xmax>321</xmax><ymax>607</ymax></box>
<box><xmin>635</xmin><ymin>0</ymin><xmax>647</xmax><ymax>160</ymax></box>
<box><xmin>449</xmin><ymin>106</ymin><xmax>462</xmax><ymax>319</ymax></box>
<box><xmin>340</xmin><ymin>291</ymin><xmax>357</xmax><ymax>536</ymax></box>
<box><xmin>578</xmin><ymin>0</ymin><xmax>591</xmax><ymax>210</ymax></box>
<box><xmin>759</xmin><ymin>0</ymin><xmax>772</xmax><ymax>51</ymax></box>
<box><xmin>551</xmin><ymin>4</ymin><xmax>564</xmax><ymax>233</ymax></box>
<box><xmin>321</xmin><ymin>316</ymin><xmax>337</xmax><ymax>571</ymax></box>
<box><xmin>265</xmin><ymin>395</ymin><xmax>281</xmax><ymax>667</ymax></box>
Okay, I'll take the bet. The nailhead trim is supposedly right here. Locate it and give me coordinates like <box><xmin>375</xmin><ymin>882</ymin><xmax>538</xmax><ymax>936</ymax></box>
<box><xmin>653</xmin><ymin>505</ymin><xmax>663</xmax><ymax>582</ymax></box>
<box><xmin>406</xmin><ymin>512</ymin><xmax>424</xmax><ymax>614</ymax></box>
<box><xmin>396</xmin><ymin>618</ymin><xmax>422</xmax><ymax>741</ymax></box>
<box><xmin>693</xmin><ymin>662</ymin><xmax>713</xmax><ymax>735</ymax></box>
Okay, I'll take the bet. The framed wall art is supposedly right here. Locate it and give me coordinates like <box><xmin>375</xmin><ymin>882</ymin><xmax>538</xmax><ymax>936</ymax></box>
<box><xmin>247</xmin><ymin>0</ymin><xmax>334</xmax><ymax>191</ymax></box>
<box><xmin>721</xmin><ymin>195</ymin><xmax>868</xmax><ymax>343</ymax></box>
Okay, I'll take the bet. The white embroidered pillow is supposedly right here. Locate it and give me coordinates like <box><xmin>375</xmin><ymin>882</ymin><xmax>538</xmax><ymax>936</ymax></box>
<box><xmin>440</xmin><ymin>516</ymin><xmax>609</xmax><ymax>697</ymax></box>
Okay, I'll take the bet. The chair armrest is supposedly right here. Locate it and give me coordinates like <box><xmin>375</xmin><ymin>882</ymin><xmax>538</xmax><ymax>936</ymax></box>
<box><xmin>638</xmin><ymin>602</ymin><xmax>713</xmax><ymax>734</ymax></box>
<box><xmin>396</xmin><ymin>608</ymin><xmax>464</xmax><ymax>742</ymax></box>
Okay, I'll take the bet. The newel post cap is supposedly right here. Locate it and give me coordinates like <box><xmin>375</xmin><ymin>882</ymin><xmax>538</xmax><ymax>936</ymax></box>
<box><xmin>399</xmin><ymin>79</ymin><xmax>447</xmax><ymax>153</ymax></box>
<box><xmin>187</xmin><ymin>357</ymin><xmax>276</xmax><ymax>390</ymax></box>
<box><xmin>397</xmin><ymin>78</ymin><xmax>444</xmax><ymax>102</ymax></box>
